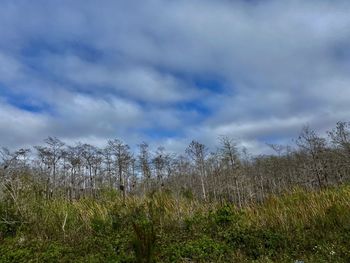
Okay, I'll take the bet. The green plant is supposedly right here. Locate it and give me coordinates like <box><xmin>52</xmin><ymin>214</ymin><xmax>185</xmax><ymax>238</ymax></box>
<box><xmin>131</xmin><ymin>211</ymin><xmax>157</xmax><ymax>263</ymax></box>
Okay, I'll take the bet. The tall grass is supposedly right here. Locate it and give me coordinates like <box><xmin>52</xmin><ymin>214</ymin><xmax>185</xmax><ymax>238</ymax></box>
<box><xmin>1</xmin><ymin>185</ymin><xmax>350</xmax><ymax>262</ymax></box>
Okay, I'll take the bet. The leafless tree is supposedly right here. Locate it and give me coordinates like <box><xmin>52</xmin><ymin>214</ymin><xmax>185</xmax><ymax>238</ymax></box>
<box><xmin>219</xmin><ymin>136</ymin><xmax>242</xmax><ymax>207</ymax></box>
<box><xmin>296</xmin><ymin>126</ymin><xmax>328</xmax><ymax>188</ymax></box>
<box><xmin>186</xmin><ymin>140</ymin><xmax>208</xmax><ymax>201</ymax></box>
<box><xmin>152</xmin><ymin>146</ymin><xmax>170</xmax><ymax>190</ymax></box>
<box><xmin>138</xmin><ymin>142</ymin><xmax>152</xmax><ymax>193</ymax></box>
<box><xmin>2</xmin><ymin>121</ymin><xmax>350</xmax><ymax>204</ymax></box>
<box><xmin>108</xmin><ymin>139</ymin><xmax>132</xmax><ymax>201</ymax></box>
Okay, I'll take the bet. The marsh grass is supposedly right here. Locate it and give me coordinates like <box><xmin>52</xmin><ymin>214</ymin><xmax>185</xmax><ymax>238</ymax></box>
<box><xmin>1</xmin><ymin>185</ymin><xmax>350</xmax><ymax>262</ymax></box>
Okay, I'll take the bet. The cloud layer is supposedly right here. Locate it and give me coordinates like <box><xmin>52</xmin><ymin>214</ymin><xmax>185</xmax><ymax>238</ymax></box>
<box><xmin>0</xmin><ymin>0</ymin><xmax>349</xmax><ymax>154</ymax></box>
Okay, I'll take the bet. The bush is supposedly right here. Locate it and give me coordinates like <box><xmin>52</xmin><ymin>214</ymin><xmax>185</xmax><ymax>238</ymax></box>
<box><xmin>225</xmin><ymin>227</ymin><xmax>287</xmax><ymax>259</ymax></box>
<box><xmin>0</xmin><ymin>200</ymin><xmax>22</xmax><ymax>238</ymax></box>
<box><xmin>165</xmin><ymin>236</ymin><xmax>229</xmax><ymax>262</ymax></box>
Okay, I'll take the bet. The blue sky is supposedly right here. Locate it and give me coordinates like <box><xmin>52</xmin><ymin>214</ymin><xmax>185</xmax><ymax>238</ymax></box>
<box><xmin>0</xmin><ymin>0</ymin><xmax>350</xmax><ymax>154</ymax></box>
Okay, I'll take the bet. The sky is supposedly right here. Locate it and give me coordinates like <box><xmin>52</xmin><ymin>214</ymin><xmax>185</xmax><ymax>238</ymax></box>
<box><xmin>0</xmin><ymin>0</ymin><xmax>349</xmax><ymax>154</ymax></box>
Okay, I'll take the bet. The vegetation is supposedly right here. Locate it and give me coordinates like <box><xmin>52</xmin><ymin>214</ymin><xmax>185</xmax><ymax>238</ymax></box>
<box><xmin>1</xmin><ymin>122</ymin><xmax>350</xmax><ymax>262</ymax></box>
<box><xmin>1</xmin><ymin>184</ymin><xmax>350</xmax><ymax>262</ymax></box>
<box><xmin>2</xmin><ymin>122</ymin><xmax>350</xmax><ymax>204</ymax></box>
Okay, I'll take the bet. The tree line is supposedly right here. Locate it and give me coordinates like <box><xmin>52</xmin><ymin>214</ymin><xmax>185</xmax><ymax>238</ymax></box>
<box><xmin>1</xmin><ymin>122</ymin><xmax>350</xmax><ymax>206</ymax></box>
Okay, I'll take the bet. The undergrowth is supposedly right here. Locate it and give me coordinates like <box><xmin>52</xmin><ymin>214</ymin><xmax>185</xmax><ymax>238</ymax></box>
<box><xmin>1</xmin><ymin>185</ymin><xmax>350</xmax><ymax>262</ymax></box>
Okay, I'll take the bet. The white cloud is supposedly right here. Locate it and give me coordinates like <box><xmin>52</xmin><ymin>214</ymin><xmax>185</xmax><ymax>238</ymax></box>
<box><xmin>41</xmin><ymin>54</ymin><xmax>198</xmax><ymax>103</ymax></box>
<box><xmin>0</xmin><ymin>100</ymin><xmax>49</xmax><ymax>148</ymax></box>
<box><xmin>0</xmin><ymin>0</ymin><xmax>349</xmax><ymax>154</ymax></box>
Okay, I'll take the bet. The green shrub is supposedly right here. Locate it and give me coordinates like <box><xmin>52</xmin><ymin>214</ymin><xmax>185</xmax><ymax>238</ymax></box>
<box><xmin>211</xmin><ymin>204</ymin><xmax>245</xmax><ymax>227</ymax></box>
<box><xmin>131</xmin><ymin>213</ymin><xmax>157</xmax><ymax>263</ymax></box>
<box><xmin>165</xmin><ymin>236</ymin><xmax>229</xmax><ymax>262</ymax></box>
<box><xmin>225</xmin><ymin>227</ymin><xmax>288</xmax><ymax>259</ymax></box>
<box><xmin>0</xmin><ymin>201</ymin><xmax>22</xmax><ymax>238</ymax></box>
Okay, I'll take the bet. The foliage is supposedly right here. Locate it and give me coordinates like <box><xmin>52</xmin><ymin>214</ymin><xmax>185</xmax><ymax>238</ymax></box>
<box><xmin>1</xmin><ymin>185</ymin><xmax>350</xmax><ymax>262</ymax></box>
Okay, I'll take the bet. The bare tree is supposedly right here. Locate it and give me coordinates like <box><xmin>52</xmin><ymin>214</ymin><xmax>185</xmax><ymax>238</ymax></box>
<box><xmin>138</xmin><ymin>142</ymin><xmax>152</xmax><ymax>193</ymax></box>
<box><xmin>81</xmin><ymin>144</ymin><xmax>103</xmax><ymax>195</ymax></box>
<box><xmin>35</xmin><ymin>137</ymin><xmax>64</xmax><ymax>197</ymax></box>
<box><xmin>103</xmin><ymin>146</ymin><xmax>114</xmax><ymax>189</ymax></box>
<box><xmin>296</xmin><ymin>126</ymin><xmax>327</xmax><ymax>188</ymax></box>
<box><xmin>152</xmin><ymin>146</ymin><xmax>169</xmax><ymax>190</ymax></box>
<box><xmin>186</xmin><ymin>140</ymin><xmax>208</xmax><ymax>201</ymax></box>
<box><xmin>108</xmin><ymin>139</ymin><xmax>131</xmax><ymax>201</ymax></box>
<box><xmin>65</xmin><ymin>145</ymin><xmax>83</xmax><ymax>200</ymax></box>
<box><xmin>328</xmin><ymin>121</ymin><xmax>350</xmax><ymax>183</ymax></box>
<box><xmin>2</xmin><ymin>121</ymin><xmax>350</xmax><ymax>203</ymax></box>
<box><xmin>219</xmin><ymin>136</ymin><xmax>242</xmax><ymax>207</ymax></box>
